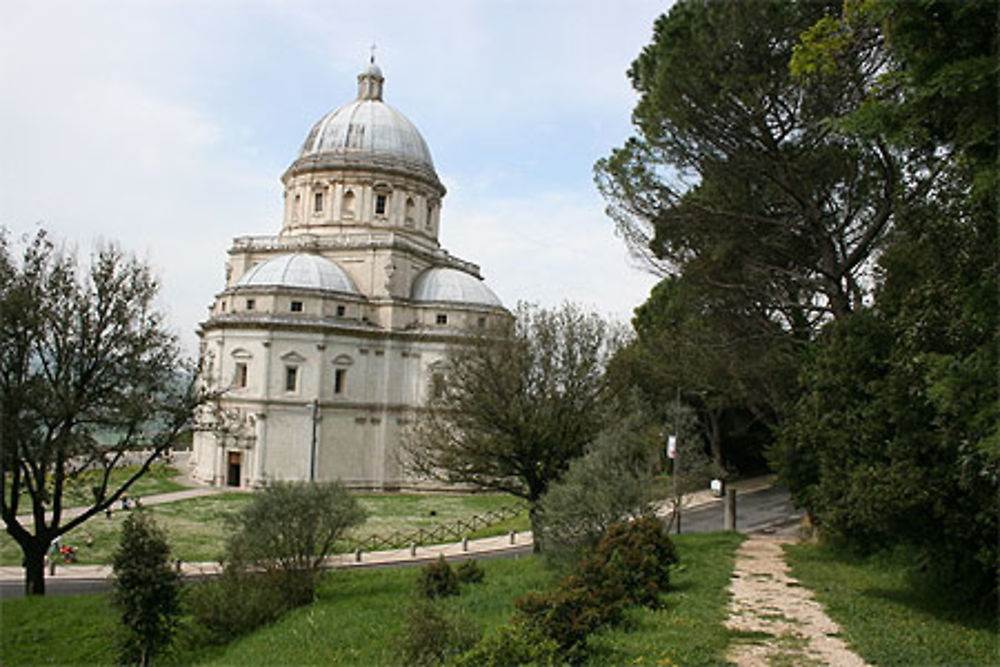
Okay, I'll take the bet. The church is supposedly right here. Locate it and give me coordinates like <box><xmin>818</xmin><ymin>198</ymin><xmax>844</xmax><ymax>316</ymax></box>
<box><xmin>189</xmin><ymin>60</ymin><xmax>508</xmax><ymax>489</ymax></box>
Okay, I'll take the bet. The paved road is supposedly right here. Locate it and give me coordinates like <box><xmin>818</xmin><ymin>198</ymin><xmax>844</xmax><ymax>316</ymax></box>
<box><xmin>669</xmin><ymin>485</ymin><xmax>803</xmax><ymax>536</ymax></box>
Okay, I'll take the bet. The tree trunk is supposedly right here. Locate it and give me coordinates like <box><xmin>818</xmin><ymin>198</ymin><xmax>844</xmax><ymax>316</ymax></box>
<box><xmin>528</xmin><ymin>502</ymin><xmax>542</xmax><ymax>554</ymax></box>
<box><xmin>23</xmin><ymin>542</ymin><xmax>46</xmax><ymax>596</ymax></box>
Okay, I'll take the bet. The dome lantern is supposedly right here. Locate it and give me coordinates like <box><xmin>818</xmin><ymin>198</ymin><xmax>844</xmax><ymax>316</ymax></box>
<box><xmin>357</xmin><ymin>58</ymin><xmax>384</xmax><ymax>101</ymax></box>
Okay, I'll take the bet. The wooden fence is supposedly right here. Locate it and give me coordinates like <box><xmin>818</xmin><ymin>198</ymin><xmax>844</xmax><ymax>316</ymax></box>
<box><xmin>347</xmin><ymin>504</ymin><xmax>524</xmax><ymax>552</ymax></box>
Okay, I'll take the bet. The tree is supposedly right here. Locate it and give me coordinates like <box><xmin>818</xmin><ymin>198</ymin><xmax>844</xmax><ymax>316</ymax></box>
<box><xmin>224</xmin><ymin>480</ymin><xmax>366</xmax><ymax>606</ymax></box>
<box><xmin>112</xmin><ymin>510</ymin><xmax>181</xmax><ymax>666</ymax></box>
<box><xmin>404</xmin><ymin>303</ymin><xmax>623</xmax><ymax>542</ymax></box>
<box><xmin>772</xmin><ymin>0</ymin><xmax>997</xmax><ymax>604</ymax></box>
<box><xmin>594</xmin><ymin>0</ymin><xmax>898</xmax><ymax>335</ymax></box>
<box><xmin>609</xmin><ymin>276</ymin><xmax>798</xmax><ymax>474</ymax></box>
<box><xmin>0</xmin><ymin>229</ymin><xmax>201</xmax><ymax>595</ymax></box>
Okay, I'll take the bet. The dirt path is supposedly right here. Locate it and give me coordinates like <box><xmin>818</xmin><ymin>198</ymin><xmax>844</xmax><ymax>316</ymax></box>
<box><xmin>725</xmin><ymin>536</ymin><xmax>868</xmax><ymax>666</ymax></box>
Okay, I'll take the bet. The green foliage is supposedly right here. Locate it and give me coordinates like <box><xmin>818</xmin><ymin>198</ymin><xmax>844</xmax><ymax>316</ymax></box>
<box><xmin>535</xmin><ymin>409</ymin><xmax>661</xmax><ymax>558</ymax></box>
<box><xmin>452</xmin><ymin>623</ymin><xmax>559</xmax><ymax>667</ymax></box>
<box><xmin>396</xmin><ymin>598</ymin><xmax>480</xmax><ymax>666</ymax></box>
<box><xmin>455</xmin><ymin>559</ymin><xmax>485</xmax><ymax>584</ymax></box>
<box><xmin>515</xmin><ymin>576</ymin><xmax>625</xmax><ymax>663</ymax></box>
<box><xmin>514</xmin><ymin>518</ymin><xmax>678</xmax><ymax>662</ymax></box>
<box><xmin>596</xmin><ymin>0</ymin><xmax>893</xmax><ymax>328</ymax></box>
<box><xmin>609</xmin><ymin>277</ymin><xmax>795</xmax><ymax>475</ymax></box>
<box><xmin>416</xmin><ymin>555</ymin><xmax>460</xmax><ymax>599</ymax></box>
<box><xmin>589</xmin><ymin>517</ymin><xmax>677</xmax><ymax>609</ymax></box>
<box><xmin>225</xmin><ymin>480</ymin><xmax>366</xmax><ymax>606</ymax></box>
<box><xmin>182</xmin><ymin>569</ymin><xmax>288</xmax><ymax>647</ymax></box>
<box><xmin>405</xmin><ymin>302</ymin><xmax>625</xmax><ymax>536</ymax></box>
<box><xmin>111</xmin><ymin>511</ymin><xmax>181</xmax><ymax>666</ymax></box>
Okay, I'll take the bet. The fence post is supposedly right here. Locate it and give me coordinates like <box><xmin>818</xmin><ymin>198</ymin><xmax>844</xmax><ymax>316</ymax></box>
<box><xmin>509</xmin><ymin>530</ymin><xmax>516</xmax><ymax>545</ymax></box>
<box><xmin>355</xmin><ymin>547</ymin><xmax>362</xmax><ymax>562</ymax></box>
<box><xmin>724</xmin><ymin>489</ymin><xmax>737</xmax><ymax>532</ymax></box>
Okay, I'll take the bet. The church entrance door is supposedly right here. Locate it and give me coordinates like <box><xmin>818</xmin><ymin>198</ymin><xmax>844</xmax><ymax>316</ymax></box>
<box><xmin>227</xmin><ymin>452</ymin><xmax>242</xmax><ymax>487</ymax></box>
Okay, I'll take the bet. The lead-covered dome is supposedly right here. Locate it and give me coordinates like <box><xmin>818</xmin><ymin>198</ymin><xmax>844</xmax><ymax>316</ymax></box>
<box><xmin>411</xmin><ymin>267</ymin><xmax>503</xmax><ymax>307</ymax></box>
<box><xmin>236</xmin><ymin>253</ymin><xmax>357</xmax><ymax>294</ymax></box>
<box><xmin>287</xmin><ymin>61</ymin><xmax>441</xmax><ymax>188</ymax></box>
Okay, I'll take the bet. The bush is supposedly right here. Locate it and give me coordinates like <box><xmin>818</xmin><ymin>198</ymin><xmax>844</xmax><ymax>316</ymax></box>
<box><xmin>455</xmin><ymin>559</ymin><xmax>485</xmax><ymax>584</ymax></box>
<box><xmin>181</xmin><ymin>568</ymin><xmax>288</xmax><ymax>647</ymax></box>
<box><xmin>590</xmin><ymin>516</ymin><xmax>677</xmax><ymax>608</ymax></box>
<box><xmin>416</xmin><ymin>555</ymin><xmax>460</xmax><ymax>599</ymax></box>
<box><xmin>535</xmin><ymin>409</ymin><xmax>660</xmax><ymax>559</ymax></box>
<box><xmin>453</xmin><ymin>623</ymin><xmax>559</xmax><ymax>667</ymax></box>
<box><xmin>396</xmin><ymin>598</ymin><xmax>480</xmax><ymax>666</ymax></box>
<box><xmin>225</xmin><ymin>480</ymin><xmax>366</xmax><ymax>607</ymax></box>
<box><xmin>111</xmin><ymin>510</ymin><xmax>181</xmax><ymax>666</ymax></box>
<box><xmin>508</xmin><ymin>517</ymin><xmax>678</xmax><ymax>662</ymax></box>
<box><xmin>515</xmin><ymin>572</ymin><xmax>625</xmax><ymax>662</ymax></box>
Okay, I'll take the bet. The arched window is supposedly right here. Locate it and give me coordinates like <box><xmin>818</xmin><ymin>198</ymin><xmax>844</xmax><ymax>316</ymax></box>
<box><xmin>342</xmin><ymin>190</ymin><xmax>356</xmax><ymax>218</ymax></box>
<box><xmin>405</xmin><ymin>197</ymin><xmax>415</xmax><ymax>226</ymax></box>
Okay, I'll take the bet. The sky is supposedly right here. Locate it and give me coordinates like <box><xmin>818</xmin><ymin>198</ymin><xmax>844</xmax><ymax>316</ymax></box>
<box><xmin>1</xmin><ymin>0</ymin><xmax>669</xmax><ymax>354</ymax></box>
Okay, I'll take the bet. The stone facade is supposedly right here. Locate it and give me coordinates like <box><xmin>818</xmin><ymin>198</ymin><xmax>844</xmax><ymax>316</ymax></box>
<box><xmin>190</xmin><ymin>61</ymin><xmax>507</xmax><ymax>489</ymax></box>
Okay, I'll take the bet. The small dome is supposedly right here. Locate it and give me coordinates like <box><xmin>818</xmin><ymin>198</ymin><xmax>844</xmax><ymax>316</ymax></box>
<box><xmin>236</xmin><ymin>254</ymin><xmax>357</xmax><ymax>294</ymax></box>
<box><xmin>411</xmin><ymin>267</ymin><xmax>503</xmax><ymax>307</ymax></box>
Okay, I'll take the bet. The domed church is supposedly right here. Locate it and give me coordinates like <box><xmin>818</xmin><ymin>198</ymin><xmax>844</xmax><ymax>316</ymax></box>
<box><xmin>190</xmin><ymin>60</ymin><xmax>508</xmax><ymax>489</ymax></box>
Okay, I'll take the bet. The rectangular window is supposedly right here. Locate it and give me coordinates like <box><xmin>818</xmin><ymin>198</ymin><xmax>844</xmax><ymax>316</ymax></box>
<box><xmin>285</xmin><ymin>366</ymin><xmax>298</xmax><ymax>392</ymax></box>
<box><xmin>436</xmin><ymin>313</ymin><xmax>448</xmax><ymax>325</ymax></box>
<box><xmin>234</xmin><ymin>362</ymin><xmax>248</xmax><ymax>388</ymax></box>
<box><xmin>336</xmin><ymin>304</ymin><xmax>346</xmax><ymax>317</ymax></box>
<box><xmin>375</xmin><ymin>194</ymin><xmax>387</xmax><ymax>215</ymax></box>
<box><xmin>431</xmin><ymin>373</ymin><xmax>446</xmax><ymax>399</ymax></box>
<box><xmin>334</xmin><ymin>368</ymin><xmax>346</xmax><ymax>394</ymax></box>
<box><xmin>246</xmin><ymin>298</ymin><xmax>255</xmax><ymax>311</ymax></box>
<box><xmin>314</xmin><ymin>192</ymin><xmax>324</xmax><ymax>213</ymax></box>
<box><xmin>477</xmin><ymin>316</ymin><xmax>486</xmax><ymax>328</ymax></box>
<box><xmin>290</xmin><ymin>301</ymin><xmax>303</xmax><ymax>312</ymax></box>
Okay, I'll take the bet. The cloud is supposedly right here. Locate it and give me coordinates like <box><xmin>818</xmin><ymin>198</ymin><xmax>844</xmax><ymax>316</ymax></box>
<box><xmin>0</xmin><ymin>0</ymin><xmax>667</xmax><ymax>353</ymax></box>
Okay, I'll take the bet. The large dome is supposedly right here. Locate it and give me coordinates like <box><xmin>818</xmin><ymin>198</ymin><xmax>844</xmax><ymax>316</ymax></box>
<box><xmin>236</xmin><ymin>253</ymin><xmax>358</xmax><ymax>294</ymax></box>
<box><xmin>288</xmin><ymin>62</ymin><xmax>440</xmax><ymax>186</ymax></box>
<box><xmin>411</xmin><ymin>267</ymin><xmax>503</xmax><ymax>307</ymax></box>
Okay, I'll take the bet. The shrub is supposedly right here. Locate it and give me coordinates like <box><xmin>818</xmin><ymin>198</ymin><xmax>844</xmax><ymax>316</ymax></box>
<box><xmin>515</xmin><ymin>573</ymin><xmax>625</xmax><ymax>662</ymax></box>
<box><xmin>455</xmin><ymin>559</ymin><xmax>485</xmax><ymax>584</ymax></box>
<box><xmin>225</xmin><ymin>480</ymin><xmax>366</xmax><ymax>607</ymax></box>
<box><xmin>111</xmin><ymin>511</ymin><xmax>181</xmax><ymax>666</ymax></box>
<box><xmin>591</xmin><ymin>516</ymin><xmax>677</xmax><ymax>608</ymax></box>
<box><xmin>182</xmin><ymin>568</ymin><xmax>290</xmax><ymax>646</ymax></box>
<box><xmin>416</xmin><ymin>555</ymin><xmax>460</xmax><ymax>599</ymax></box>
<box><xmin>453</xmin><ymin>623</ymin><xmax>559</xmax><ymax>667</ymax></box>
<box><xmin>396</xmin><ymin>598</ymin><xmax>480</xmax><ymax>666</ymax></box>
<box><xmin>535</xmin><ymin>409</ymin><xmax>660</xmax><ymax>559</ymax></box>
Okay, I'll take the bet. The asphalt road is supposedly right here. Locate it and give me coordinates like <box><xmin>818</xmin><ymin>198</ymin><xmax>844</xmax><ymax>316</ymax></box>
<box><xmin>1</xmin><ymin>486</ymin><xmax>800</xmax><ymax>599</ymax></box>
<box><xmin>669</xmin><ymin>485</ymin><xmax>802</xmax><ymax>536</ymax></box>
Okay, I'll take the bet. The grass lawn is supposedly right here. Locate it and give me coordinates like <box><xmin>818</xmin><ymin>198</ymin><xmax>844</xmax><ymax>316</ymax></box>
<box><xmin>0</xmin><ymin>532</ymin><xmax>744</xmax><ymax>666</ymax></box>
<box><xmin>0</xmin><ymin>491</ymin><xmax>526</xmax><ymax>566</ymax></box>
<box><xmin>785</xmin><ymin>541</ymin><xmax>999</xmax><ymax>666</ymax></box>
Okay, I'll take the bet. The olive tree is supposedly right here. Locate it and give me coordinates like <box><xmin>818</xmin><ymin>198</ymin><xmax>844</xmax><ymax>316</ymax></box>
<box><xmin>404</xmin><ymin>302</ymin><xmax>625</xmax><ymax>543</ymax></box>
<box><xmin>0</xmin><ymin>229</ymin><xmax>201</xmax><ymax>595</ymax></box>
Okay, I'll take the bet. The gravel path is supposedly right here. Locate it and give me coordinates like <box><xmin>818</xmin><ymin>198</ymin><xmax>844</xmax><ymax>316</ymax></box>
<box><xmin>725</xmin><ymin>537</ymin><xmax>868</xmax><ymax>666</ymax></box>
